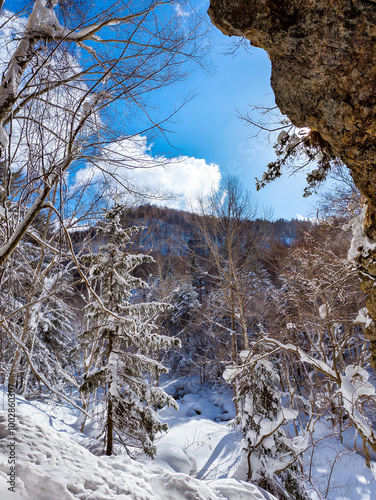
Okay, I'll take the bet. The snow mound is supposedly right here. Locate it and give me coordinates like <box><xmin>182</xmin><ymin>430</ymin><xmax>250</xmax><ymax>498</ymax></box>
<box><xmin>0</xmin><ymin>411</ymin><xmax>154</xmax><ymax>500</ymax></box>
<box><xmin>0</xmin><ymin>411</ymin><xmax>275</xmax><ymax>500</ymax></box>
<box><xmin>152</xmin><ymin>443</ymin><xmax>193</xmax><ymax>474</ymax></box>
<box><xmin>209</xmin><ymin>479</ymin><xmax>276</xmax><ymax>500</ymax></box>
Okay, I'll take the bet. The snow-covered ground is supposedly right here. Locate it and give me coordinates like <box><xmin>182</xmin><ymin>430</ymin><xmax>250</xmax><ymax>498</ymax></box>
<box><xmin>0</xmin><ymin>382</ymin><xmax>273</xmax><ymax>500</ymax></box>
<box><xmin>302</xmin><ymin>421</ymin><xmax>376</xmax><ymax>500</ymax></box>
<box><xmin>0</xmin><ymin>380</ymin><xmax>376</xmax><ymax>499</ymax></box>
<box><xmin>149</xmin><ymin>379</ymin><xmax>241</xmax><ymax>480</ymax></box>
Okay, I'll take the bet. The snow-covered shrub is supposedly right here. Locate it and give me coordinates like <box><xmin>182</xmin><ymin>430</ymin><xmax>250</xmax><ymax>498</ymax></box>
<box><xmin>232</xmin><ymin>359</ymin><xmax>309</xmax><ymax>499</ymax></box>
<box><xmin>0</xmin><ymin>236</ymin><xmax>76</xmax><ymax>395</ymax></box>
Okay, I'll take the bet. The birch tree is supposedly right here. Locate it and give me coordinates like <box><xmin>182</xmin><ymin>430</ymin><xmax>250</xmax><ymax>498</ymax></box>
<box><xmin>0</xmin><ymin>0</ymin><xmax>202</xmax><ymax>264</ymax></box>
<box><xmin>0</xmin><ymin>0</ymin><xmax>202</xmax><ymax>395</ymax></box>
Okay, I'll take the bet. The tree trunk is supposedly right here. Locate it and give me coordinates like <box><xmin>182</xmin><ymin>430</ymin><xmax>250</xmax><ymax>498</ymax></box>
<box><xmin>106</xmin><ymin>396</ymin><xmax>113</xmax><ymax>456</ymax></box>
<box><xmin>230</xmin><ymin>295</ymin><xmax>240</xmax><ymax>414</ymax></box>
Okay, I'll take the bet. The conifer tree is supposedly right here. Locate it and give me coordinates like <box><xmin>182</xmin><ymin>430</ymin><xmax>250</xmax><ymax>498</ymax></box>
<box><xmin>163</xmin><ymin>279</ymin><xmax>201</xmax><ymax>374</ymax></box>
<box><xmin>79</xmin><ymin>204</ymin><xmax>179</xmax><ymax>456</ymax></box>
<box><xmin>235</xmin><ymin>359</ymin><xmax>309</xmax><ymax>500</ymax></box>
<box><xmin>170</xmin><ymin>281</ymin><xmax>201</xmax><ymax>329</ymax></box>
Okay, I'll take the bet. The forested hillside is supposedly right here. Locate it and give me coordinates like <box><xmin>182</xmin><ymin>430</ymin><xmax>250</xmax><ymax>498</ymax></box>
<box><xmin>2</xmin><ymin>174</ymin><xmax>373</xmax><ymax>498</ymax></box>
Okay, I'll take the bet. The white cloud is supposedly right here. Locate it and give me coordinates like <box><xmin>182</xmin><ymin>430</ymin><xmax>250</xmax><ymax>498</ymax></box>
<box><xmin>174</xmin><ymin>4</ymin><xmax>190</xmax><ymax>17</ymax></box>
<box><xmin>74</xmin><ymin>135</ymin><xmax>221</xmax><ymax>211</ymax></box>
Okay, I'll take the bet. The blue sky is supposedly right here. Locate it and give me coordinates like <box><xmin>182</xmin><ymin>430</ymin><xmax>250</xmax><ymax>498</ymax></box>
<box><xmin>139</xmin><ymin>9</ymin><xmax>319</xmax><ymax>219</ymax></box>
<box><xmin>8</xmin><ymin>0</ymin><xmax>319</xmax><ymax>220</ymax></box>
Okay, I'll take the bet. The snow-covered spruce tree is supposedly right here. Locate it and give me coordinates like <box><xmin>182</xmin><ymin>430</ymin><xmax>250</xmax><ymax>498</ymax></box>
<box><xmin>79</xmin><ymin>204</ymin><xmax>179</xmax><ymax>457</ymax></box>
<box><xmin>170</xmin><ymin>280</ymin><xmax>201</xmax><ymax>328</ymax></box>
<box><xmin>231</xmin><ymin>358</ymin><xmax>309</xmax><ymax>500</ymax></box>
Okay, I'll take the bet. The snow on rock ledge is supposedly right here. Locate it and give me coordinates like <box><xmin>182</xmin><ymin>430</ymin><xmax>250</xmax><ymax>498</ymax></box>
<box><xmin>0</xmin><ymin>411</ymin><xmax>275</xmax><ymax>500</ymax></box>
<box><xmin>347</xmin><ymin>207</ymin><xmax>376</xmax><ymax>262</ymax></box>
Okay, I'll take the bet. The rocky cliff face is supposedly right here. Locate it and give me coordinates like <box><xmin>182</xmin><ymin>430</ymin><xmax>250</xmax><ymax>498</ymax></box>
<box><xmin>208</xmin><ymin>0</ymin><xmax>376</xmax><ymax>362</ymax></box>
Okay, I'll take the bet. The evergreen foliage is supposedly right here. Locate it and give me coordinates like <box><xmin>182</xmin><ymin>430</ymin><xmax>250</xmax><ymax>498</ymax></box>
<box><xmin>79</xmin><ymin>204</ymin><xmax>179</xmax><ymax>456</ymax></box>
<box><xmin>237</xmin><ymin>359</ymin><xmax>309</xmax><ymax>499</ymax></box>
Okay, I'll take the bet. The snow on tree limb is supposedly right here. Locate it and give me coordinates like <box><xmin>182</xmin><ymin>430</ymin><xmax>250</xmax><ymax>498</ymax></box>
<box><xmin>1</xmin><ymin>319</ymin><xmax>89</xmax><ymax>416</ymax></box>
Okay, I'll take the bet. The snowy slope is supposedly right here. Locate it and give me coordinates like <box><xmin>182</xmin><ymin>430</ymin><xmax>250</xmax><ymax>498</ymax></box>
<box><xmin>150</xmin><ymin>379</ymin><xmax>376</xmax><ymax>499</ymax></box>
<box><xmin>1</xmin><ymin>382</ymin><xmax>376</xmax><ymax>499</ymax></box>
<box><xmin>0</xmin><ymin>386</ymin><xmax>274</xmax><ymax>500</ymax></box>
<box><xmin>302</xmin><ymin>421</ymin><xmax>376</xmax><ymax>500</ymax></box>
<box><xmin>151</xmin><ymin>380</ymin><xmax>241</xmax><ymax>480</ymax></box>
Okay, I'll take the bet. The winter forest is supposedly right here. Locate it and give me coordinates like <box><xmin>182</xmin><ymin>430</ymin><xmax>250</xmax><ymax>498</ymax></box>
<box><xmin>1</xmin><ymin>1</ymin><xmax>376</xmax><ymax>499</ymax></box>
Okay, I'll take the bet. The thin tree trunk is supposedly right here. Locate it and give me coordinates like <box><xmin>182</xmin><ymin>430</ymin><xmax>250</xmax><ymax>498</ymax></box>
<box><xmin>230</xmin><ymin>293</ymin><xmax>239</xmax><ymax>414</ymax></box>
<box><xmin>106</xmin><ymin>322</ymin><xmax>114</xmax><ymax>455</ymax></box>
<box><xmin>106</xmin><ymin>396</ymin><xmax>113</xmax><ymax>456</ymax></box>
<box><xmin>362</xmin><ymin>434</ymin><xmax>371</xmax><ymax>468</ymax></box>
<box><xmin>79</xmin><ymin>397</ymin><xmax>90</xmax><ymax>433</ymax></box>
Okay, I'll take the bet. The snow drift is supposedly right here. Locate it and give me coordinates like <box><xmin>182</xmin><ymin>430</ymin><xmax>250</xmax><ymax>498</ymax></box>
<box><xmin>0</xmin><ymin>410</ymin><xmax>274</xmax><ymax>500</ymax></box>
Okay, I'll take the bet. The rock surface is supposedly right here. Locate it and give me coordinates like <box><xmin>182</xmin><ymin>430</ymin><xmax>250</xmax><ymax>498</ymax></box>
<box><xmin>208</xmin><ymin>0</ymin><xmax>376</xmax><ymax>373</ymax></box>
<box><xmin>209</xmin><ymin>0</ymin><xmax>376</xmax><ymax>205</ymax></box>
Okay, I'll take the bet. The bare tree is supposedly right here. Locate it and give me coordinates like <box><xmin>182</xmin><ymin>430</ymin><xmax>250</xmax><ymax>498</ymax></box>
<box><xmin>191</xmin><ymin>176</ymin><xmax>273</xmax><ymax>411</ymax></box>
<box><xmin>0</xmin><ymin>0</ymin><xmax>204</xmax><ymax>399</ymax></box>
<box><xmin>193</xmin><ymin>176</ymin><xmax>266</xmax><ymax>357</ymax></box>
<box><xmin>0</xmin><ymin>0</ymin><xmax>204</xmax><ymax>265</ymax></box>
